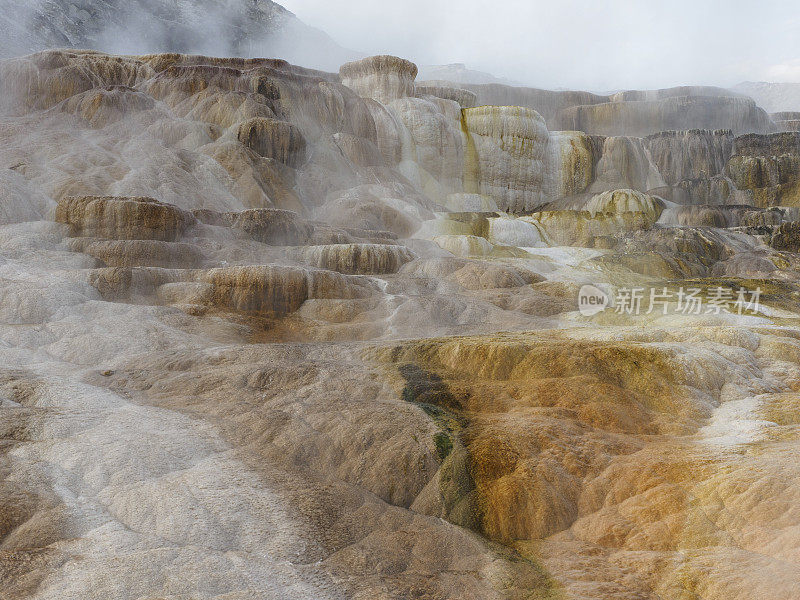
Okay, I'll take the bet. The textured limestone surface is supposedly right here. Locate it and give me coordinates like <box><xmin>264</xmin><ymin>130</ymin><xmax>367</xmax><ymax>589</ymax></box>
<box><xmin>340</xmin><ymin>55</ymin><xmax>418</xmax><ymax>105</ymax></box>
<box><xmin>4</xmin><ymin>46</ymin><xmax>800</xmax><ymax>600</ymax></box>
<box><xmin>462</xmin><ymin>105</ymin><xmax>551</xmax><ymax>212</ymax></box>
<box><xmin>426</xmin><ymin>80</ymin><xmax>775</xmax><ymax>137</ymax></box>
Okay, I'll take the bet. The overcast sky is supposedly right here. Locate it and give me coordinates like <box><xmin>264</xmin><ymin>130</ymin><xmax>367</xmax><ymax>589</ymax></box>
<box><xmin>280</xmin><ymin>0</ymin><xmax>800</xmax><ymax>91</ymax></box>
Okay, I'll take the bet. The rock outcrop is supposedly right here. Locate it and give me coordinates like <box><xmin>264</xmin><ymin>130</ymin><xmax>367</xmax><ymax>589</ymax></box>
<box><xmin>462</xmin><ymin>105</ymin><xmax>550</xmax><ymax>212</ymax></box>
<box><xmin>584</xmin><ymin>188</ymin><xmax>664</xmax><ymax>220</ymax></box>
<box><xmin>196</xmin><ymin>264</ymin><xmax>376</xmax><ymax>316</ymax></box>
<box><xmin>726</xmin><ymin>132</ymin><xmax>800</xmax><ymax>206</ymax></box>
<box><xmin>523</xmin><ymin>209</ymin><xmax>654</xmax><ymax>247</ymax></box>
<box><xmin>295</xmin><ymin>243</ymin><xmax>416</xmax><ymax>274</ymax></box>
<box><xmin>431</xmin><ymin>81</ymin><xmax>774</xmax><ymax>137</ymax></box>
<box><xmin>432</xmin><ymin>234</ymin><xmax>495</xmax><ymax>257</ymax></box>
<box><xmin>340</xmin><ymin>55</ymin><xmax>418</xmax><ymax>104</ymax></box>
<box><xmin>589</xmin><ymin>136</ymin><xmax>665</xmax><ymax>193</ymax></box>
<box><xmin>560</xmin><ymin>95</ymin><xmax>773</xmax><ymax>137</ymax></box>
<box><xmin>228</xmin><ymin>208</ymin><xmax>313</xmax><ymax>246</ymax></box>
<box><xmin>415</xmin><ymin>85</ymin><xmax>477</xmax><ymax>108</ymax></box>
<box><xmin>487</xmin><ymin>215</ymin><xmax>547</xmax><ymax>246</ymax></box>
<box><xmin>67</xmin><ymin>238</ymin><xmax>204</xmax><ymax>268</ymax></box>
<box><xmin>390</xmin><ymin>96</ymin><xmax>464</xmax><ymax>196</ymax></box>
<box><xmin>769</xmin><ymin>221</ymin><xmax>800</xmax><ymax>252</ymax></box>
<box><xmin>423</xmin><ymin>82</ymin><xmax>606</xmax><ymax>128</ymax></box>
<box><xmin>645</xmin><ymin>129</ymin><xmax>734</xmax><ymax>186</ymax></box>
<box><xmin>658</xmin><ymin>204</ymin><xmax>789</xmax><ymax>229</ymax></box>
<box><xmin>236</xmin><ymin>118</ymin><xmax>306</xmax><ymax>167</ymax></box>
<box><xmin>56</xmin><ymin>196</ymin><xmax>195</xmax><ymax>241</ymax></box>
<box><xmin>545</xmin><ymin>130</ymin><xmax>599</xmax><ymax>199</ymax></box>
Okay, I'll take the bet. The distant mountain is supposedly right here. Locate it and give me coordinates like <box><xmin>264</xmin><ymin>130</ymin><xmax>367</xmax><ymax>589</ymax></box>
<box><xmin>733</xmin><ymin>81</ymin><xmax>800</xmax><ymax>113</ymax></box>
<box><xmin>417</xmin><ymin>63</ymin><xmax>521</xmax><ymax>86</ymax></box>
<box><xmin>0</xmin><ymin>0</ymin><xmax>359</xmax><ymax>70</ymax></box>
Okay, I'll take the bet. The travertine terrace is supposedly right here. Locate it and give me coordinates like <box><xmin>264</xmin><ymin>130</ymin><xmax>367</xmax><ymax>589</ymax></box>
<box><xmin>3</xmin><ymin>11</ymin><xmax>800</xmax><ymax>600</ymax></box>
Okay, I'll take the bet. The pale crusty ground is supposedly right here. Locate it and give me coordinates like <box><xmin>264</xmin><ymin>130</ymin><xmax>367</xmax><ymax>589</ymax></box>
<box><xmin>3</xmin><ymin>49</ymin><xmax>800</xmax><ymax>600</ymax></box>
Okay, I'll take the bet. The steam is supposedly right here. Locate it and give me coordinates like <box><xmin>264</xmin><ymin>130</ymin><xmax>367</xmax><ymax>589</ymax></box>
<box><xmin>3</xmin><ymin>6</ymin><xmax>800</xmax><ymax>600</ymax></box>
<box><xmin>282</xmin><ymin>0</ymin><xmax>799</xmax><ymax>90</ymax></box>
<box><xmin>0</xmin><ymin>0</ymin><xmax>360</xmax><ymax>71</ymax></box>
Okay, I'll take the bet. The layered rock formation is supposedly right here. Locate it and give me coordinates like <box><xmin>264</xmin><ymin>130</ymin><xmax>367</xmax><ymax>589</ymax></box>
<box><xmin>4</xmin><ymin>46</ymin><xmax>800</xmax><ymax>600</ymax></box>
<box><xmin>726</xmin><ymin>132</ymin><xmax>800</xmax><ymax>206</ymax></box>
<box><xmin>588</xmin><ymin>135</ymin><xmax>665</xmax><ymax>193</ymax></box>
<box><xmin>340</xmin><ymin>55</ymin><xmax>418</xmax><ymax>104</ymax></box>
<box><xmin>390</xmin><ymin>96</ymin><xmax>465</xmax><ymax>198</ymax></box>
<box><xmin>426</xmin><ymin>80</ymin><xmax>775</xmax><ymax>137</ymax></box>
<box><xmin>560</xmin><ymin>94</ymin><xmax>773</xmax><ymax>137</ymax></box>
<box><xmin>415</xmin><ymin>85</ymin><xmax>478</xmax><ymax>108</ymax></box>
<box><xmin>228</xmin><ymin>208</ymin><xmax>312</xmax><ymax>245</ymax></box>
<box><xmin>295</xmin><ymin>243</ymin><xmax>416</xmax><ymax>274</ymax></box>
<box><xmin>645</xmin><ymin>129</ymin><xmax>734</xmax><ymax>185</ymax></box>
<box><xmin>545</xmin><ymin>130</ymin><xmax>599</xmax><ymax>198</ymax></box>
<box><xmin>56</xmin><ymin>195</ymin><xmax>196</xmax><ymax>241</ymax></box>
<box><xmin>462</xmin><ymin>105</ymin><xmax>550</xmax><ymax>212</ymax></box>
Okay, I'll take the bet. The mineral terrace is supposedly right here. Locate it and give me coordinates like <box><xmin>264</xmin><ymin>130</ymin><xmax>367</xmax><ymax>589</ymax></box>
<box><xmin>2</xmin><ymin>37</ymin><xmax>800</xmax><ymax>600</ymax></box>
